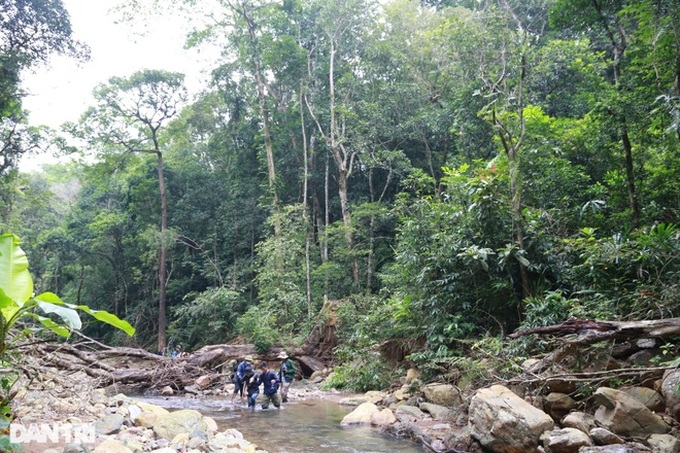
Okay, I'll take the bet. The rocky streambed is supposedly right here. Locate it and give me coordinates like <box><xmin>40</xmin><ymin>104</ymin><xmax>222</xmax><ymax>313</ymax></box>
<box><xmin>9</xmin><ymin>356</ymin><xmax>680</xmax><ymax>453</ymax></box>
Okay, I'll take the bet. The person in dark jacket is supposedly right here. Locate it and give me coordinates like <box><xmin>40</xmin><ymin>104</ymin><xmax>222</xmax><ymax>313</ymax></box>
<box><xmin>231</xmin><ymin>355</ymin><xmax>254</xmax><ymax>404</ymax></box>
<box><xmin>244</xmin><ymin>370</ymin><xmax>260</xmax><ymax>411</ymax></box>
<box><xmin>258</xmin><ymin>361</ymin><xmax>281</xmax><ymax>409</ymax></box>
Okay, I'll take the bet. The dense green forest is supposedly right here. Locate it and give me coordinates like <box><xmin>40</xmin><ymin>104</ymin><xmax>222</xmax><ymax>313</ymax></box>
<box><xmin>1</xmin><ymin>0</ymin><xmax>679</xmax><ymax>388</ymax></box>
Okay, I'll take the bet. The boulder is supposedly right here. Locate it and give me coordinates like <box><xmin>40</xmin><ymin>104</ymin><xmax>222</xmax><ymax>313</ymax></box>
<box><xmin>370</xmin><ymin>408</ymin><xmax>397</xmax><ymax>427</ymax></box>
<box><xmin>647</xmin><ymin>434</ymin><xmax>680</xmax><ymax>453</ymax></box>
<box><xmin>340</xmin><ymin>402</ymin><xmax>379</xmax><ymax>425</ymax></box>
<box><xmin>661</xmin><ymin>369</ymin><xmax>680</xmax><ymax>419</ymax></box>
<box><xmin>153</xmin><ymin>409</ymin><xmax>209</xmax><ymax>441</ymax></box>
<box><xmin>624</xmin><ymin>387</ymin><xmax>664</xmax><ymax>413</ymax></box>
<box><xmin>195</xmin><ymin>375</ymin><xmax>213</xmax><ymax>389</ymax></box>
<box><xmin>580</xmin><ymin>447</ymin><xmax>651</xmax><ymax>453</ymax></box>
<box><xmin>94</xmin><ymin>414</ymin><xmax>125</xmax><ymax>435</ymax></box>
<box><xmin>396</xmin><ymin>404</ymin><xmax>426</xmax><ymax>419</ymax></box>
<box><xmin>208</xmin><ymin>431</ymin><xmax>252</xmax><ymax>451</ymax></box>
<box><xmin>468</xmin><ymin>385</ymin><xmax>554</xmax><ymax>453</ymax></box>
<box><xmin>544</xmin><ymin>392</ymin><xmax>577</xmax><ymax>420</ymax></box>
<box><xmin>540</xmin><ymin>427</ymin><xmax>593</xmax><ymax>453</ymax></box>
<box><xmin>160</xmin><ymin>386</ymin><xmax>174</xmax><ymax>396</ymax></box>
<box><xmin>405</xmin><ymin>368</ymin><xmax>419</xmax><ymax>385</ymax></box>
<box><xmin>562</xmin><ymin>412</ymin><xmax>596</xmax><ymax>434</ymax></box>
<box><xmin>421</xmin><ymin>383</ymin><xmax>462</xmax><ymax>407</ymax></box>
<box><xmin>419</xmin><ymin>402</ymin><xmax>455</xmax><ymax>420</ymax></box>
<box><xmin>589</xmin><ymin>427</ymin><xmax>624</xmax><ymax>446</ymax></box>
<box><xmin>593</xmin><ymin>387</ymin><xmax>670</xmax><ymax>437</ymax></box>
<box><xmin>93</xmin><ymin>440</ymin><xmax>133</xmax><ymax>453</ymax></box>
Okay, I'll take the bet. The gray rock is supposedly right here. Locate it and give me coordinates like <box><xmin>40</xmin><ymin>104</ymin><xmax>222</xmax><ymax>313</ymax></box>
<box><xmin>421</xmin><ymin>383</ymin><xmax>462</xmax><ymax>407</ymax></box>
<box><xmin>624</xmin><ymin>387</ymin><xmax>665</xmax><ymax>413</ymax></box>
<box><xmin>589</xmin><ymin>427</ymin><xmax>624</xmax><ymax>446</ymax></box>
<box><xmin>544</xmin><ymin>392</ymin><xmax>576</xmax><ymax>420</ymax></box>
<box><xmin>396</xmin><ymin>404</ymin><xmax>427</xmax><ymax>419</ymax></box>
<box><xmin>340</xmin><ymin>402</ymin><xmax>379</xmax><ymax>425</ymax></box>
<box><xmin>562</xmin><ymin>411</ymin><xmax>596</xmax><ymax>434</ymax></box>
<box><xmin>153</xmin><ymin>409</ymin><xmax>208</xmax><ymax>441</ymax></box>
<box><xmin>580</xmin><ymin>447</ymin><xmax>651</xmax><ymax>453</ymax></box>
<box><xmin>540</xmin><ymin>427</ymin><xmax>592</xmax><ymax>453</ymax></box>
<box><xmin>94</xmin><ymin>414</ymin><xmax>125</xmax><ymax>435</ymax></box>
<box><xmin>647</xmin><ymin>434</ymin><xmax>680</xmax><ymax>453</ymax></box>
<box><xmin>661</xmin><ymin>369</ymin><xmax>680</xmax><ymax>419</ymax></box>
<box><xmin>593</xmin><ymin>387</ymin><xmax>670</xmax><ymax>437</ymax></box>
<box><xmin>419</xmin><ymin>402</ymin><xmax>455</xmax><ymax>420</ymax></box>
<box><xmin>468</xmin><ymin>385</ymin><xmax>554</xmax><ymax>453</ymax></box>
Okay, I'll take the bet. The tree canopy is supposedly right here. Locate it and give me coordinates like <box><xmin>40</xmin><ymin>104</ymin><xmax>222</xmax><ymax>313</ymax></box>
<box><xmin>2</xmin><ymin>0</ymin><xmax>679</xmax><ymax>381</ymax></box>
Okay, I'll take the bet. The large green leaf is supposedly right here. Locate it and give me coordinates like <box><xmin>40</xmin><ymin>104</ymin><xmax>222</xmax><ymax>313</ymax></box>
<box><xmin>0</xmin><ymin>234</ymin><xmax>33</xmax><ymax>321</ymax></box>
<box><xmin>72</xmin><ymin>304</ymin><xmax>136</xmax><ymax>336</ymax></box>
<box><xmin>35</xmin><ymin>293</ymin><xmax>82</xmax><ymax>330</ymax></box>
<box><xmin>34</xmin><ymin>292</ymin><xmax>135</xmax><ymax>337</ymax></box>
<box><xmin>25</xmin><ymin>313</ymin><xmax>71</xmax><ymax>338</ymax></box>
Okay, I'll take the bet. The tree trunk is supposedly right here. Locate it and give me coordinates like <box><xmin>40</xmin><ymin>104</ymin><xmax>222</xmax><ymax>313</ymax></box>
<box><xmin>239</xmin><ymin>0</ymin><xmax>281</xmax><ymax>236</ymax></box>
<box><xmin>509</xmin><ymin>317</ymin><xmax>680</xmax><ymax>345</ymax></box>
<box><xmin>157</xmin><ymin>151</ymin><xmax>168</xmax><ymax>355</ymax></box>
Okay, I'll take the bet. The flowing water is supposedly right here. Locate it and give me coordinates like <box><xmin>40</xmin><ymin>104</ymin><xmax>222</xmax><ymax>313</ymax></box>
<box><xmin>137</xmin><ymin>395</ymin><xmax>428</xmax><ymax>453</ymax></box>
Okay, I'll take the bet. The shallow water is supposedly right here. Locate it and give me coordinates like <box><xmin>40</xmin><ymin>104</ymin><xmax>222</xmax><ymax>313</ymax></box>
<box><xmin>137</xmin><ymin>395</ymin><xmax>428</xmax><ymax>453</ymax></box>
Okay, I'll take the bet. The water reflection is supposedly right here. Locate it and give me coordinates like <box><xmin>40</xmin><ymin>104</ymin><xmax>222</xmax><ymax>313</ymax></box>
<box><xmin>137</xmin><ymin>395</ymin><xmax>427</xmax><ymax>453</ymax></box>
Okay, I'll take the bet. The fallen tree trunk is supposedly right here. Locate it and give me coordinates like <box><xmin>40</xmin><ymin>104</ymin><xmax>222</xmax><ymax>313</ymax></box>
<box><xmin>29</xmin><ymin>339</ymin><xmax>328</xmax><ymax>392</ymax></box>
<box><xmin>509</xmin><ymin>317</ymin><xmax>680</xmax><ymax>345</ymax></box>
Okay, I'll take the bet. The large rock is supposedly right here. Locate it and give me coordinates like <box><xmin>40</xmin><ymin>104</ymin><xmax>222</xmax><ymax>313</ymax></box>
<box><xmin>589</xmin><ymin>427</ymin><xmax>624</xmax><ymax>446</ymax></box>
<box><xmin>370</xmin><ymin>408</ymin><xmax>397</xmax><ymax>427</ymax></box>
<box><xmin>562</xmin><ymin>412</ymin><xmax>596</xmax><ymax>434</ymax></box>
<box><xmin>580</xmin><ymin>447</ymin><xmax>652</xmax><ymax>453</ymax></box>
<box><xmin>93</xmin><ymin>440</ymin><xmax>132</xmax><ymax>453</ymax></box>
<box><xmin>661</xmin><ymin>369</ymin><xmax>680</xmax><ymax>419</ymax></box>
<box><xmin>593</xmin><ymin>387</ymin><xmax>670</xmax><ymax>437</ymax></box>
<box><xmin>419</xmin><ymin>402</ymin><xmax>455</xmax><ymax>420</ymax></box>
<box><xmin>624</xmin><ymin>387</ymin><xmax>664</xmax><ymax>413</ymax></box>
<box><xmin>153</xmin><ymin>409</ymin><xmax>209</xmax><ymax>441</ymax></box>
<box><xmin>468</xmin><ymin>385</ymin><xmax>554</xmax><ymax>453</ymax></box>
<box><xmin>647</xmin><ymin>434</ymin><xmax>680</xmax><ymax>453</ymax></box>
<box><xmin>340</xmin><ymin>402</ymin><xmax>379</xmax><ymax>425</ymax></box>
<box><xmin>540</xmin><ymin>427</ymin><xmax>593</xmax><ymax>453</ymax></box>
<box><xmin>421</xmin><ymin>383</ymin><xmax>462</xmax><ymax>407</ymax></box>
<box><xmin>94</xmin><ymin>414</ymin><xmax>125</xmax><ymax>435</ymax></box>
<box><xmin>544</xmin><ymin>392</ymin><xmax>577</xmax><ymax>420</ymax></box>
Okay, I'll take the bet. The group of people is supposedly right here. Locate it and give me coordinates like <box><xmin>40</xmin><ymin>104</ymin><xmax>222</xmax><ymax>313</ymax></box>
<box><xmin>229</xmin><ymin>351</ymin><xmax>297</xmax><ymax>411</ymax></box>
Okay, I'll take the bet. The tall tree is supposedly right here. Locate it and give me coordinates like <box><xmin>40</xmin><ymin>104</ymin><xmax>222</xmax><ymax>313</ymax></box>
<box><xmin>1</xmin><ymin>0</ymin><xmax>87</xmax><ymax>224</ymax></box>
<box><xmin>304</xmin><ymin>0</ymin><xmax>377</xmax><ymax>285</ymax></box>
<box><xmin>73</xmin><ymin>69</ymin><xmax>187</xmax><ymax>353</ymax></box>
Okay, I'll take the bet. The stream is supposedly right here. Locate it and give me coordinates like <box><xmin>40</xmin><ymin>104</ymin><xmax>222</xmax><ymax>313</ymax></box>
<box><xmin>137</xmin><ymin>395</ymin><xmax>428</xmax><ymax>453</ymax></box>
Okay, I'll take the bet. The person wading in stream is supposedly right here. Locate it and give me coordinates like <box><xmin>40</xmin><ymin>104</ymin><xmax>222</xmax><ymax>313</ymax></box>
<box><xmin>277</xmin><ymin>351</ymin><xmax>296</xmax><ymax>403</ymax></box>
<box><xmin>244</xmin><ymin>369</ymin><xmax>260</xmax><ymax>412</ymax></box>
<box><xmin>258</xmin><ymin>361</ymin><xmax>281</xmax><ymax>409</ymax></box>
<box><xmin>231</xmin><ymin>355</ymin><xmax>254</xmax><ymax>404</ymax></box>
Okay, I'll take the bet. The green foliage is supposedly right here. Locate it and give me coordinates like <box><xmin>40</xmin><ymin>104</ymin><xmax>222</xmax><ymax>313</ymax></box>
<box><xmin>0</xmin><ymin>233</ymin><xmax>134</xmax><ymax>442</ymax></box>
<box><xmin>323</xmin><ymin>352</ymin><xmax>396</xmax><ymax>392</ymax></box>
<box><xmin>235</xmin><ymin>306</ymin><xmax>279</xmax><ymax>354</ymax></box>
<box><xmin>168</xmin><ymin>287</ymin><xmax>247</xmax><ymax>348</ymax></box>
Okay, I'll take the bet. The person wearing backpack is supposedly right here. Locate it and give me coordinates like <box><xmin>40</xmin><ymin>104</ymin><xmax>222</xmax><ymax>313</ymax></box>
<box><xmin>277</xmin><ymin>351</ymin><xmax>296</xmax><ymax>403</ymax></box>
<box><xmin>231</xmin><ymin>355</ymin><xmax>254</xmax><ymax>404</ymax></box>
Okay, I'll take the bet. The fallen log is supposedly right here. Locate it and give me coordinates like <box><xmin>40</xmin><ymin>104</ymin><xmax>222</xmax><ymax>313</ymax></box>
<box><xmin>509</xmin><ymin>317</ymin><xmax>680</xmax><ymax>345</ymax></box>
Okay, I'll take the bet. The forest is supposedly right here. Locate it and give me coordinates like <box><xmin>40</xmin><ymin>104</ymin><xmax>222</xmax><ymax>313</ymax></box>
<box><xmin>1</xmin><ymin>0</ymin><xmax>679</xmax><ymax>390</ymax></box>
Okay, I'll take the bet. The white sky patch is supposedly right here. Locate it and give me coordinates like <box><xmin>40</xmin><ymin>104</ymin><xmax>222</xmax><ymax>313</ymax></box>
<box><xmin>19</xmin><ymin>0</ymin><xmax>217</xmax><ymax>171</ymax></box>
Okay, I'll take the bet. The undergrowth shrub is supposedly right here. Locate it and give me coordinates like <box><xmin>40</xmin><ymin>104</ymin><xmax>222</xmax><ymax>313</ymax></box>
<box><xmin>323</xmin><ymin>351</ymin><xmax>396</xmax><ymax>392</ymax></box>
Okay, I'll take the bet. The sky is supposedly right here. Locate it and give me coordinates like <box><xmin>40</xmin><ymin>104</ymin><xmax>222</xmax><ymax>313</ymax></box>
<box><xmin>19</xmin><ymin>0</ymin><xmax>214</xmax><ymax>171</ymax></box>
